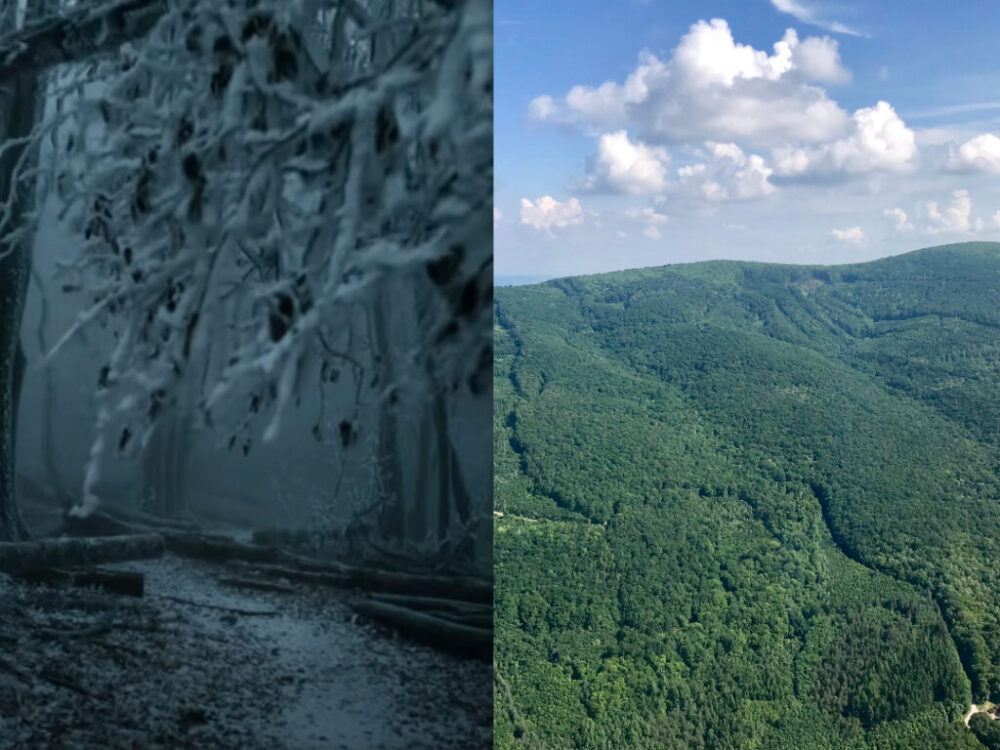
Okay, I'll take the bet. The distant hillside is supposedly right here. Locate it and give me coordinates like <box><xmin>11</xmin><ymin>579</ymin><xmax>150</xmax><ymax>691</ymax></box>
<box><xmin>495</xmin><ymin>274</ymin><xmax>558</xmax><ymax>287</ymax></box>
<box><xmin>494</xmin><ymin>242</ymin><xmax>1000</xmax><ymax>750</ymax></box>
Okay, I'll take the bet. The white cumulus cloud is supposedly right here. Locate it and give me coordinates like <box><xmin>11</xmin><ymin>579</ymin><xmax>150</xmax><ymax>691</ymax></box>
<box><xmin>790</xmin><ymin>33</ymin><xmax>852</xmax><ymax>84</ymax></box>
<box><xmin>585</xmin><ymin>131</ymin><xmax>671</xmax><ymax>194</ymax></box>
<box><xmin>519</xmin><ymin>196</ymin><xmax>584</xmax><ymax>233</ymax></box>
<box><xmin>774</xmin><ymin>101</ymin><xmax>917</xmax><ymax>177</ymax></box>
<box><xmin>832</xmin><ymin>226</ymin><xmax>865</xmax><ymax>243</ymax></box>
<box><xmin>529</xmin><ymin>19</ymin><xmax>852</xmax><ymax>148</ymax></box>
<box><xmin>946</xmin><ymin>133</ymin><xmax>1000</xmax><ymax>174</ymax></box>
<box><xmin>674</xmin><ymin>142</ymin><xmax>776</xmax><ymax>201</ymax></box>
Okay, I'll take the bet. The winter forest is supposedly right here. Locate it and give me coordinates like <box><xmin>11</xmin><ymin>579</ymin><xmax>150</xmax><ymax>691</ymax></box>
<box><xmin>0</xmin><ymin>0</ymin><xmax>492</xmax><ymax>746</ymax></box>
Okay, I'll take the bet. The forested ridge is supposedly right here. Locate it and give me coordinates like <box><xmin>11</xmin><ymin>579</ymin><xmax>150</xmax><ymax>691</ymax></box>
<box><xmin>494</xmin><ymin>242</ymin><xmax>1000</xmax><ymax>749</ymax></box>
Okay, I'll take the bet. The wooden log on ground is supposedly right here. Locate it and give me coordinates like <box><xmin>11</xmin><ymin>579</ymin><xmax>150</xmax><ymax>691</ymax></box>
<box><xmin>103</xmin><ymin>506</ymin><xmax>200</xmax><ymax>533</ymax></box>
<box><xmin>217</xmin><ymin>576</ymin><xmax>295</xmax><ymax>594</ymax></box>
<box><xmin>242</xmin><ymin>561</ymin><xmax>492</xmax><ymax>603</ymax></box>
<box><xmin>161</xmin><ymin>532</ymin><xmax>491</xmax><ymax>602</ymax></box>
<box><xmin>436</xmin><ymin>611</ymin><xmax>493</xmax><ymax>630</ymax></box>
<box><xmin>0</xmin><ymin>534</ymin><xmax>164</xmax><ymax>575</ymax></box>
<box><xmin>12</xmin><ymin>567</ymin><xmax>145</xmax><ymax>597</ymax></box>
<box><xmin>352</xmin><ymin>599</ymin><xmax>492</xmax><ymax>661</ymax></box>
<box><xmin>368</xmin><ymin>592</ymin><xmax>491</xmax><ymax>616</ymax></box>
<box><xmin>273</xmin><ymin>553</ymin><xmax>492</xmax><ymax>603</ymax></box>
<box><xmin>366</xmin><ymin>596</ymin><xmax>491</xmax><ymax>629</ymax></box>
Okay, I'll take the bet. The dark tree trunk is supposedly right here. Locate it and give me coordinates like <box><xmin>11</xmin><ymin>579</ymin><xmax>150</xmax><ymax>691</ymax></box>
<box><xmin>0</xmin><ymin>0</ymin><xmax>173</xmax><ymax>541</ymax></box>
<box><xmin>0</xmin><ymin>66</ymin><xmax>41</xmax><ymax>542</ymax></box>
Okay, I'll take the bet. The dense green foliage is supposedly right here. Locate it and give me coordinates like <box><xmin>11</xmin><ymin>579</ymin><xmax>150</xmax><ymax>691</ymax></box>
<box><xmin>970</xmin><ymin>714</ymin><xmax>1000</xmax><ymax>749</ymax></box>
<box><xmin>495</xmin><ymin>243</ymin><xmax>1000</xmax><ymax>749</ymax></box>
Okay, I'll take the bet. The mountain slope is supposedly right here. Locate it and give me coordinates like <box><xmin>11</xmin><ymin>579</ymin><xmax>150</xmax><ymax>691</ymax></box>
<box><xmin>494</xmin><ymin>242</ymin><xmax>1000</xmax><ymax>750</ymax></box>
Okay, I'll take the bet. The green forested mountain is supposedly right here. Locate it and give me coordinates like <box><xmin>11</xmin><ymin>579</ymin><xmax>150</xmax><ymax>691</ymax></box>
<box><xmin>494</xmin><ymin>242</ymin><xmax>1000</xmax><ymax>750</ymax></box>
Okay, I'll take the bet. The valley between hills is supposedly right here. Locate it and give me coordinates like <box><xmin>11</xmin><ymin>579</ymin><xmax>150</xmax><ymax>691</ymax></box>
<box><xmin>494</xmin><ymin>242</ymin><xmax>1000</xmax><ymax>749</ymax></box>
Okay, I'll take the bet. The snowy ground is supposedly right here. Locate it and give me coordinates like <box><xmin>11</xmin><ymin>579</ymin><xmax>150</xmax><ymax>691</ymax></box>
<box><xmin>0</xmin><ymin>554</ymin><xmax>492</xmax><ymax>749</ymax></box>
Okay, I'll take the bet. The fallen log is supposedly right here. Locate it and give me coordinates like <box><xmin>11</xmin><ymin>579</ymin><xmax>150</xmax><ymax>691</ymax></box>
<box><xmin>160</xmin><ymin>532</ymin><xmax>491</xmax><ymax>602</ymax></box>
<box><xmin>12</xmin><ymin>567</ymin><xmax>145</xmax><ymax>597</ymax></box>
<box><xmin>0</xmin><ymin>534</ymin><xmax>164</xmax><ymax>575</ymax></box>
<box><xmin>421</xmin><ymin>610</ymin><xmax>492</xmax><ymax>631</ymax></box>
<box><xmin>217</xmin><ymin>576</ymin><xmax>295</xmax><ymax>595</ymax></box>
<box><xmin>365</xmin><ymin>598</ymin><xmax>491</xmax><ymax>630</ymax></box>
<box><xmin>368</xmin><ymin>592</ymin><xmax>491</xmax><ymax>616</ymax></box>
<box><xmin>240</xmin><ymin>561</ymin><xmax>492</xmax><ymax>603</ymax></box>
<box><xmin>103</xmin><ymin>506</ymin><xmax>200</xmax><ymax>533</ymax></box>
<box><xmin>271</xmin><ymin>553</ymin><xmax>492</xmax><ymax>603</ymax></box>
<box><xmin>352</xmin><ymin>599</ymin><xmax>492</xmax><ymax>661</ymax></box>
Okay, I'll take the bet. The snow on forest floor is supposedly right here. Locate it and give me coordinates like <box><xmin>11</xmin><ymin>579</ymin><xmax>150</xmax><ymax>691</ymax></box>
<box><xmin>0</xmin><ymin>553</ymin><xmax>492</xmax><ymax>749</ymax></box>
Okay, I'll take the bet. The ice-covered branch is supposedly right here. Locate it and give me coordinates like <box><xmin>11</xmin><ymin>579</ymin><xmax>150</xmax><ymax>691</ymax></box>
<box><xmin>0</xmin><ymin>0</ymin><xmax>166</xmax><ymax>88</ymax></box>
<box><xmin>43</xmin><ymin>0</ymin><xmax>491</xmax><ymax>517</ymax></box>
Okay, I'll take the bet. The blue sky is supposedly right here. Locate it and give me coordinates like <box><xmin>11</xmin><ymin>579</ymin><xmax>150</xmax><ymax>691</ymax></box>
<box><xmin>495</xmin><ymin>0</ymin><xmax>1000</xmax><ymax>279</ymax></box>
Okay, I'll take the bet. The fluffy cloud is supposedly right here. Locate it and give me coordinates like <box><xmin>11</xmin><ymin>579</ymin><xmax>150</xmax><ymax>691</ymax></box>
<box><xmin>519</xmin><ymin>196</ymin><xmax>584</xmax><ymax>232</ymax></box>
<box><xmin>774</xmin><ymin>101</ymin><xmax>917</xmax><ymax>177</ymax></box>
<box><xmin>883</xmin><ymin>207</ymin><xmax>913</xmax><ymax>232</ymax></box>
<box><xmin>790</xmin><ymin>33</ymin><xmax>852</xmax><ymax>84</ymax></box>
<box><xmin>832</xmin><ymin>226</ymin><xmax>864</xmax><ymax>244</ymax></box>
<box><xmin>946</xmin><ymin>133</ymin><xmax>1000</xmax><ymax>174</ymax></box>
<box><xmin>674</xmin><ymin>142</ymin><xmax>775</xmax><ymax>201</ymax></box>
<box><xmin>494</xmin><ymin>206</ymin><xmax>503</xmax><ymax>227</ymax></box>
<box><xmin>584</xmin><ymin>135</ymin><xmax>775</xmax><ymax>202</ymax></box>
<box><xmin>924</xmin><ymin>189</ymin><xmax>971</xmax><ymax>233</ymax></box>
<box><xmin>770</xmin><ymin>0</ymin><xmax>864</xmax><ymax>37</ymax></box>
<box><xmin>585</xmin><ymin>131</ymin><xmax>671</xmax><ymax>194</ymax></box>
<box><xmin>529</xmin><ymin>19</ymin><xmax>851</xmax><ymax>147</ymax></box>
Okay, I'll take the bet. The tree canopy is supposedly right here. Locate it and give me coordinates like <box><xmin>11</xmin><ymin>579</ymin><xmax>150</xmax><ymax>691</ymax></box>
<box><xmin>495</xmin><ymin>242</ymin><xmax>1000</xmax><ymax>749</ymax></box>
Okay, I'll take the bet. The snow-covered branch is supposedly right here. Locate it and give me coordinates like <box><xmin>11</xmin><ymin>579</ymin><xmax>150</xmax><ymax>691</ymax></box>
<box><xmin>44</xmin><ymin>0</ymin><xmax>491</xmax><ymax>517</ymax></box>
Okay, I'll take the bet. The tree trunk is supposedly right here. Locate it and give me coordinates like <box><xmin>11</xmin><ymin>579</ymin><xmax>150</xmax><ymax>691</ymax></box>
<box><xmin>0</xmin><ymin>42</ymin><xmax>42</xmax><ymax>542</ymax></box>
<box><xmin>1</xmin><ymin>0</ymin><xmax>167</xmax><ymax>540</ymax></box>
